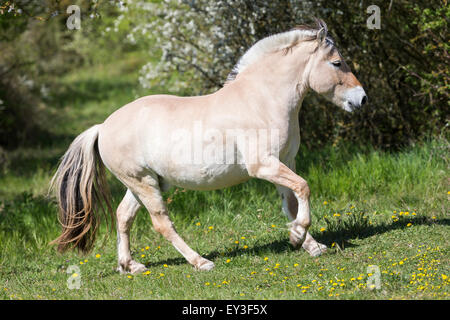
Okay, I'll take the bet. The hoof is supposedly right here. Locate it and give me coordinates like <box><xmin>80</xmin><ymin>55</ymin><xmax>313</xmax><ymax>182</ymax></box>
<box><xmin>195</xmin><ymin>258</ymin><xmax>215</xmax><ymax>271</ymax></box>
<box><xmin>129</xmin><ymin>261</ymin><xmax>148</xmax><ymax>274</ymax></box>
<box><xmin>117</xmin><ymin>260</ymin><xmax>147</xmax><ymax>274</ymax></box>
<box><xmin>303</xmin><ymin>242</ymin><xmax>327</xmax><ymax>257</ymax></box>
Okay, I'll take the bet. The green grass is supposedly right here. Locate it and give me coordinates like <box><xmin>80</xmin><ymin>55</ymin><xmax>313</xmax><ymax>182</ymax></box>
<box><xmin>0</xmin><ymin>55</ymin><xmax>449</xmax><ymax>300</ymax></box>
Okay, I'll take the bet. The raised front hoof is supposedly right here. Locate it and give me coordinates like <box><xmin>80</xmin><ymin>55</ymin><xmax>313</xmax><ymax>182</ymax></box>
<box><xmin>194</xmin><ymin>258</ymin><xmax>215</xmax><ymax>271</ymax></box>
<box><xmin>303</xmin><ymin>242</ymin><xmax>327</xmax><ymax>257</ymax></box>
<box><xmin>117</xmin><ymin>260</ymin><xmax>148</xmax><ymax>275</ymax></box>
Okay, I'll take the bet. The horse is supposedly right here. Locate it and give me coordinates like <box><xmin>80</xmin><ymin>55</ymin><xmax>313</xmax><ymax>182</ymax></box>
<box><xmin>50</xmin><ymin>19</ymin><xmax>367</xmax><ymax>274</ymax></box>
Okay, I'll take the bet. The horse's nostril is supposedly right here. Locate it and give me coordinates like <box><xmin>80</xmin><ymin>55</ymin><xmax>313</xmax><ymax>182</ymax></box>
<box><xmin>361</xmin><ymin>95</ymin><xmax>368</xmax><ymax>106</ymax></box>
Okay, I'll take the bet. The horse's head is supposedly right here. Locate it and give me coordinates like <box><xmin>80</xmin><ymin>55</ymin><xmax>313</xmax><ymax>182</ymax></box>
<box><xmin>306</xmin><ymin>20</ymin><xmax>367</xmax><ymax>112</ymax></box>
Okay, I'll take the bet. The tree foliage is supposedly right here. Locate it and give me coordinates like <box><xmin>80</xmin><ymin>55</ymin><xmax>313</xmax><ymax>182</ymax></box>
<box><xmin>1</xmin><ymin>0</ymin><xmax>448</xmax><ymax>150</ymax></box>
<box><xmin>126</xmin><ymin>0</ymin><xmax>449</xmax><ymax>149</ymax></box>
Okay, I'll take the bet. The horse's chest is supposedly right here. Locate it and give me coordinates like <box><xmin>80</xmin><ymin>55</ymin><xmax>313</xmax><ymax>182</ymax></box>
<box><xmin>278</xmin><ymin>119</ymin><xmax>300</xmax><ymax>162</ymax></box>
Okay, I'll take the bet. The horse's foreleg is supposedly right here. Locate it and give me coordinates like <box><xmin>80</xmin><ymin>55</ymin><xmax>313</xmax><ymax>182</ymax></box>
<box><xmin>248</xmin><ymin>158</ymin><xmax>316</xmax><ymax>250</ymax></box>
<box><xmin>276</xmin><ymin>166</ymin><xmax>327</xmax><ymax>257</ymax></box>
<box><xmin>116</xmin><ymin>189</ymin><xmax>147</xmax><ymax>274</ymax></box>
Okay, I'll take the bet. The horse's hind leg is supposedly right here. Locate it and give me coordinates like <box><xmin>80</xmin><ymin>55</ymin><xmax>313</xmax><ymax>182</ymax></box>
<box><xmin>125</xmin><ymin>174</ymin><xmax>215</xmax><ymax>271</ymax></box>
<box><xmin>116</xmin><ymin>189</ymin><xmax>147</xmax><ymax>274</ymax></box>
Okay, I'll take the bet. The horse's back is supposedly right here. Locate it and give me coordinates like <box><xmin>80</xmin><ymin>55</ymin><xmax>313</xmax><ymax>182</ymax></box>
<box><xmin>97</xmin><ymin>93</ymin><xmax>250</xmax><ymax>191</ymax></box>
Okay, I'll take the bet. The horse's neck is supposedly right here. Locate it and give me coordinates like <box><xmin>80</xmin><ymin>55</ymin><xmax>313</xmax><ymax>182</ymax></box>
<box><xmin>229</xmin><ymin>54</ymin><xmax>308</xmax><ymax>117</ymax></box>
<box><xmin>227</xmin><ymin>61</ymin><xmax>307</xmax><ymax>120</ymax></box>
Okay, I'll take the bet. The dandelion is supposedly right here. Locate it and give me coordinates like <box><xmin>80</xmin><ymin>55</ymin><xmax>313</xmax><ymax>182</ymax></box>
<box><xmin>264</xmin><ymin>257</ymin><xmax>269</xmax><ymax>261</ymax></box>
<box><xmin>241</xmin><ymin>236</ymin><xmax>246</xmax><ymax>240</ymax></box>
<box><xmin>141</xmin><ymin>254</ymin><xmax>146</xmax><ymax>258</ymax></box>
<box><xmin>205</xmin><ymin>282</ymin><xmax>210</xmax><ymax>286</ymax></box>
<box><xmin>143</xmin><ymin>271</ymin><xmax>151</xmax><ymax>275</ymax></box>
<box><xmin>442</xmin><ymin>274</ymin><xmax>448</xmax><ymax>280</ymax></box>
<box><xmin>145</xmin><ymin>246</ymin><xmax>150</xmax><ymax>250</ymax></box>
<box><xmin>271</xmin><ymin>224</ymin><xmax>276</xmax><ymax>228</ymax></box>
<box><xmin>294</xmin><ymin>263</ymin><xmax>299</xmax><ymax>267</ymax></box>
<box><xmin>196</xmin><ymin>222</ymin><xmax>201</xmax><ymax>226</ymax></box>
<box><xmin>127</xmin><ymin>275</ymin><xmax>133</xmax><ymax>279</ymax></box>
<box><xmin>407</xmin><ymin>223</ymin><xmax>412</xmax><ymax>227</ymax></box>
<box><xmin>243</xmin><ymin>245</ymin><xmax>248</xmax><ymax>249</ymax></box>
<box><xmin>208</xmin><ymin>226</ymin><xmax>214</xmax><ymax>230</ymax></box>
<box><xmin>163</xmin><ymin>264</ymin><xmax>168</xmax><ymax>268</ymax></box>
<box><xmin>226</xmin><ymin>259</ymin><xmax>231</xmax><ymax>263</ymax></box>
<box><xmin>234</xmin><ymin>240</ymin><xmax>239</xmax><ymax>244</ymax></box>
<box><xmin>333</xmin><ymin>213</ymin><xmax>341</xmax><ymax>217</ymax></box>
<box><xmin>323</xmin><ymin>201</ymin><xmax>328</xmax><ymax>205</ymax></box>
<box><xmin>320</xmin><ymin>227</ymin><xmax>326</xmax><ymax>232</ymax></box>
<box><xmin>95</xmin><ymin>254</ymin><xmax>101</xmax><ymax>258</ymax></box>
<box><xmin>72</xmin><ymin>273</ymin><xmax>78</xmax><ymax>278</ymax></box>
<box><xmin>159</xmin><ymin>273</ymin><xmax>165</xmax><ymax>277</ymax></box>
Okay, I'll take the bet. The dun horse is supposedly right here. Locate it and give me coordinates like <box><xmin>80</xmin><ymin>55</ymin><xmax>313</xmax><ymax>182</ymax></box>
<box><xmin>51</xmin><ymin>20</ymin><xmax>367</xmax><ymax>274</ymax></box>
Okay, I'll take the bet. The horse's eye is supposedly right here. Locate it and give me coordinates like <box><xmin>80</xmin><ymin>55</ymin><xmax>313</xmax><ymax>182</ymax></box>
<box><xmin>332</xmin><ymin>61</ymin><xmax>342</xmax><ymax>67</ymax></box>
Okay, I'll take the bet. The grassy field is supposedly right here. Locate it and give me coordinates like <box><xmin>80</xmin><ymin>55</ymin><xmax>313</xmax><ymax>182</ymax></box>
<box><xmin>0</xmin><ymin>56</ymin><xmax>449</xmax><ymax>300</ymax></box>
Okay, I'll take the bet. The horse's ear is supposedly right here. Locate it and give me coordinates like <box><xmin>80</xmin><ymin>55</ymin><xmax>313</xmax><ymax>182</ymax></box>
<box><xmin>317</xmin><ymin>27</ymin><xmax>327</xmax><ymax>44</ymax></box>
<box><xmin>315</xmin><ymin>18</ymin><xmax>328</xmax><ymax>45</ymax></box>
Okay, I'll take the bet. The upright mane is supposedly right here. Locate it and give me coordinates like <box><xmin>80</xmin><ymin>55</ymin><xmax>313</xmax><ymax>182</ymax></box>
<box><xmin>226</xmin><ymin>19</ymin><xmax>333</xmax><ymax>83</ymax></box>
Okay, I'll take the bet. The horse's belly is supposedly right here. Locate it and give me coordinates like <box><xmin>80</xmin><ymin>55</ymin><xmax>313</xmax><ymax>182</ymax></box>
<box><xmin>158</xmin><ymin>163</ymin><xmax>250</xmax><ymax>191</ymax></box>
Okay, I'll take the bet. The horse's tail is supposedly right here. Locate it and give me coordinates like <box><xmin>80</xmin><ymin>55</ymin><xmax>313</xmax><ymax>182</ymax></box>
<box><xmin>49</xmin><ymin>124</ymin><xmax>113</xmax><ymax>254</ymax></box>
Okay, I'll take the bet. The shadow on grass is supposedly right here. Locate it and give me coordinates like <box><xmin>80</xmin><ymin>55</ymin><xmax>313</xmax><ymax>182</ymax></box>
<box><xmin>144</xmin><ymin>216</ymin><xmax>450</xmax><ymax>268</ymax></box>
<box><xmin>314</xmin><ymin>216</ymin><xmax>450</xmax><ymax>249</ymax></box>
